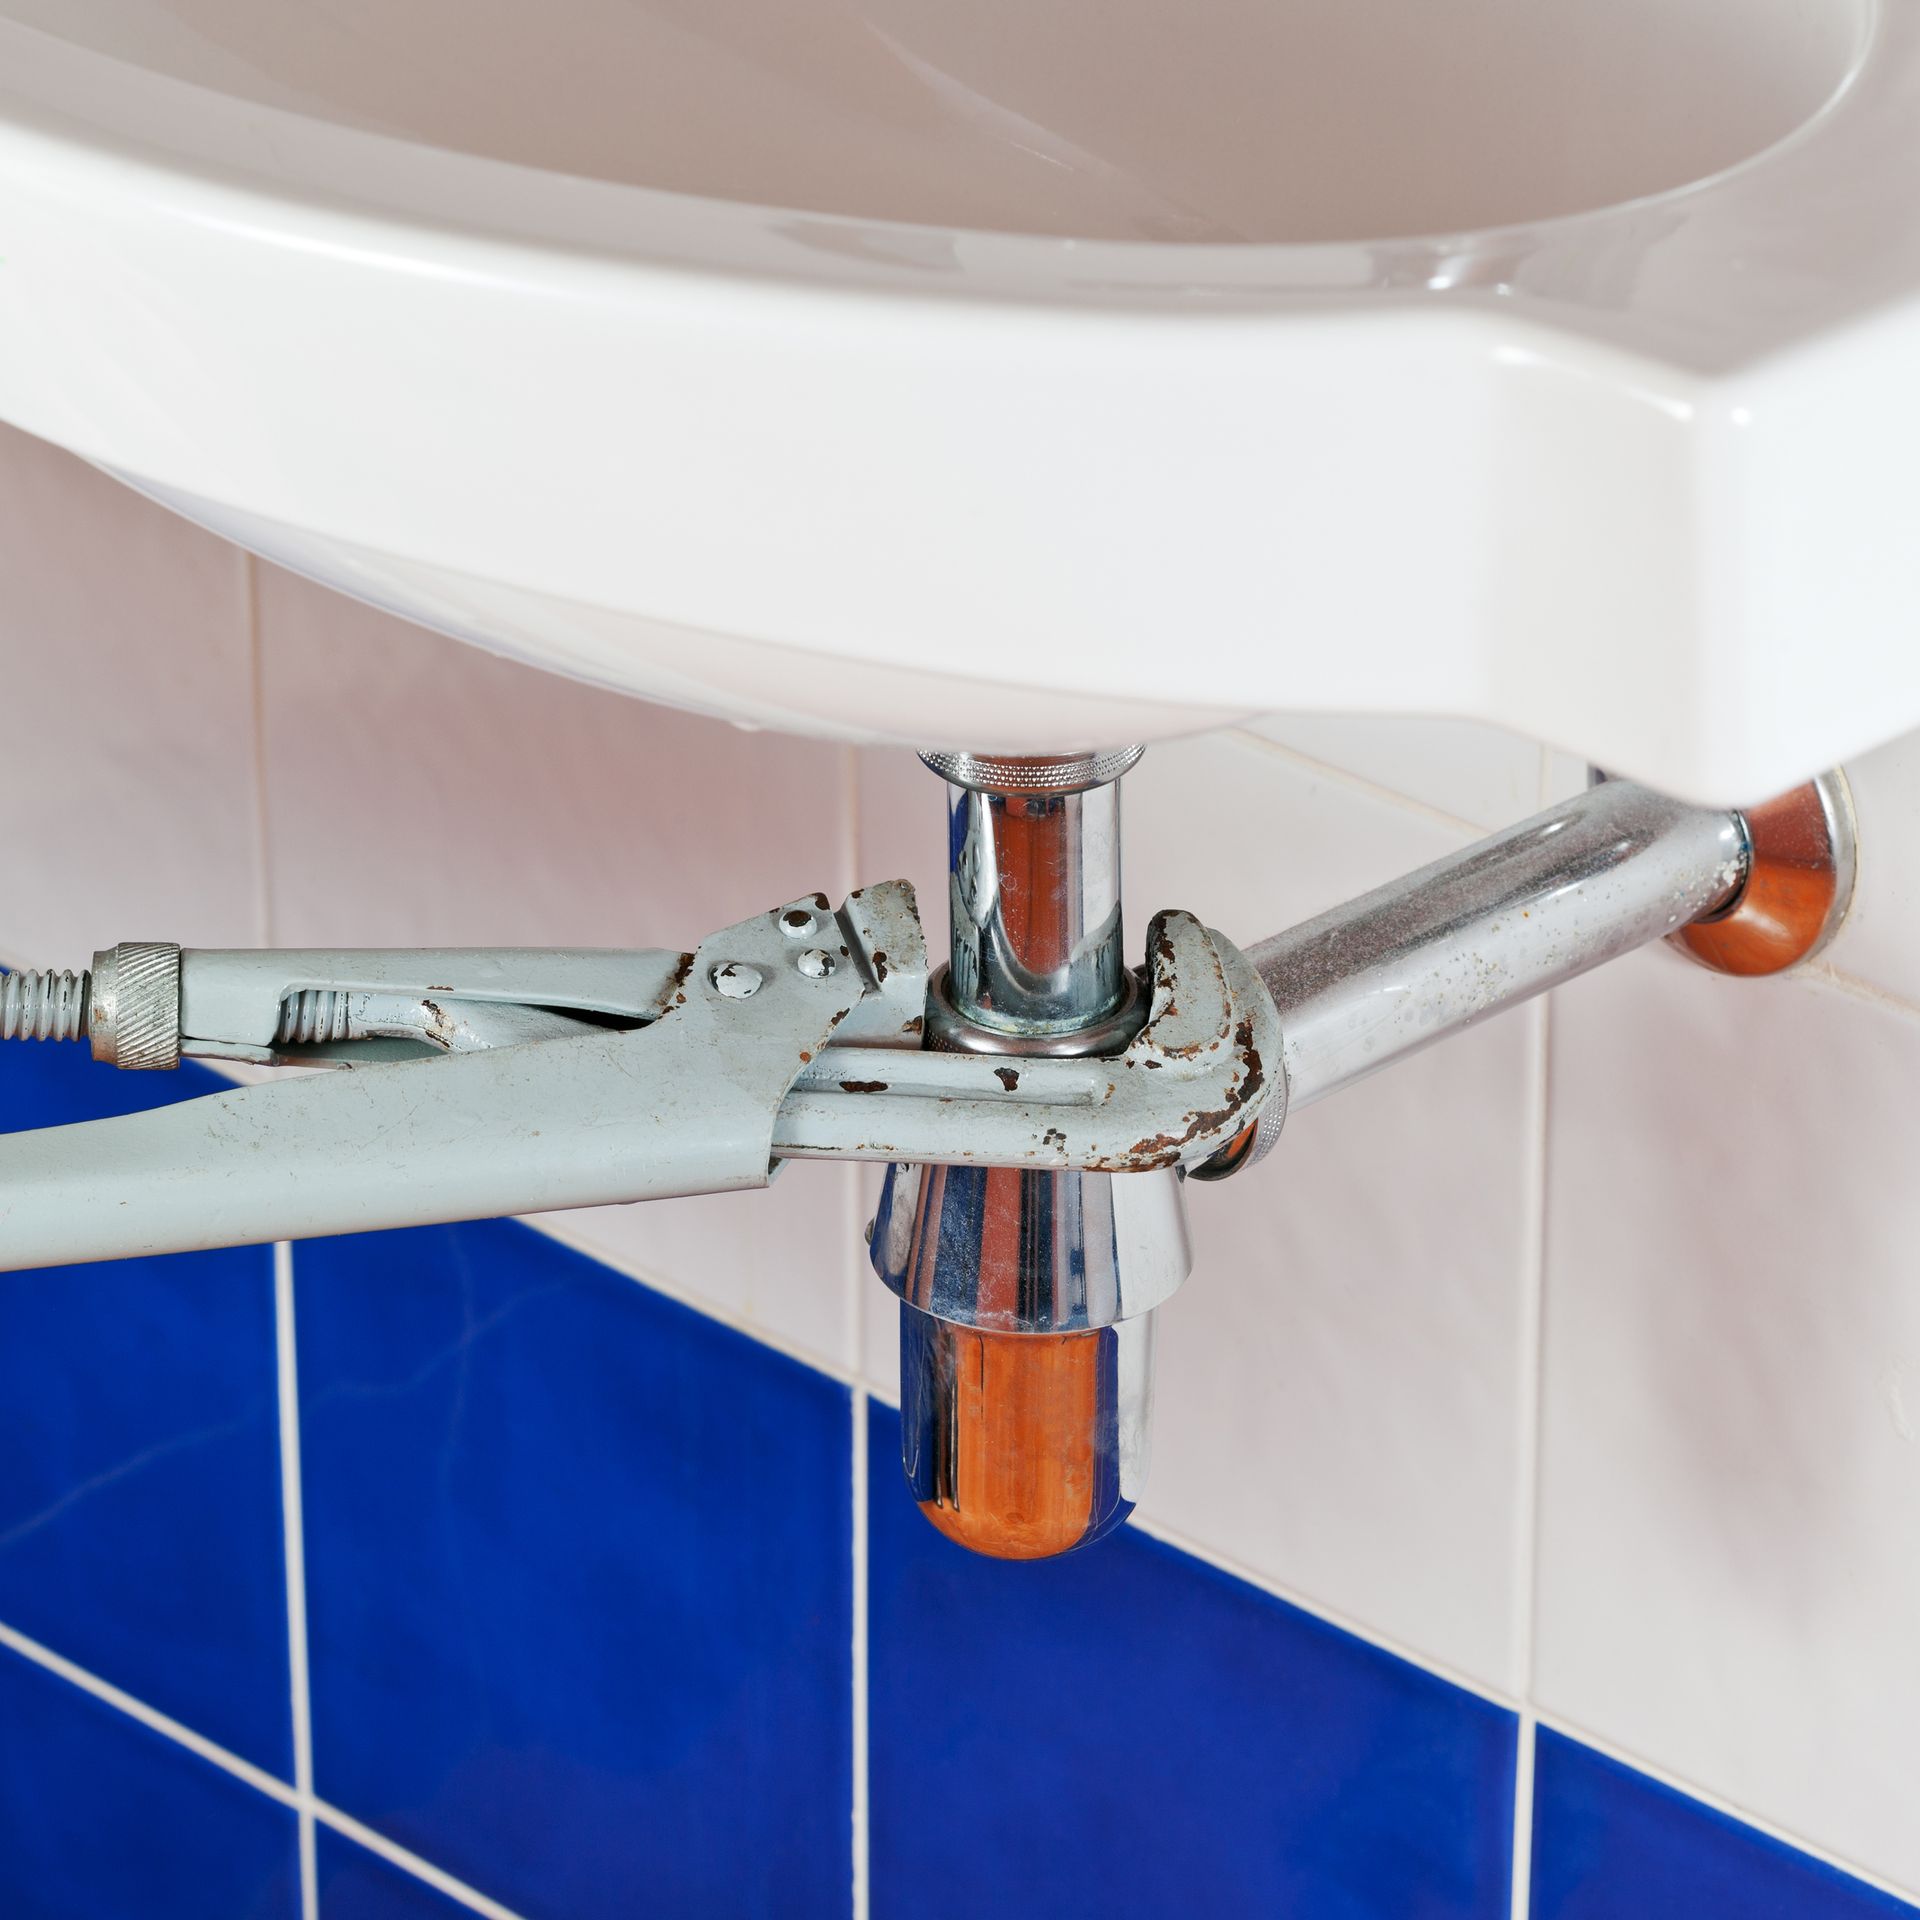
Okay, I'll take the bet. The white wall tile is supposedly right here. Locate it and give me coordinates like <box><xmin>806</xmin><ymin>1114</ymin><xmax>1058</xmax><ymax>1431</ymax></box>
<box><xmin>1817</xmin><ymin>729</ymin><xmax>1920</xmax><ymax>1011</ymax></box>
<box><xmin>254</xmin><ymin>564</ymin><xmax>854</xmax><ymax>949</ymax></box>
<box><xmin>1142</xmin><ymin>1010</ymin><xmax>1537</xmax><ymax>1693</ymax></box>
<box><xmin>1129</xmin><ymin>735</ymin><xmax>1538</xmax><ymax>1691</ymax></box>
<box><xmin>852</xmin><ymin>746</ymin><xmax>950</xmax><ymax>958</ymax></box>
<box><xmin>0</xmin><ymin>426</ymin><xmax>261</xmax><ymax>963</ymax></box>
<box><xmin>1246</xmin><ymin>714</ymin><xmax>1547</xmax><ymax>831</ymax></box>
<box><xmin>255</xmin><ymin>563</ymin><xmax>864</xmax><ymax>1368</ymax></box>
<box><xmin>1127</xmin><ymin>732</ymin><xmax>1473</xmax><ymax>938</ymax></box>
<box><xmin>1535</xmin><ymin>956</ymin><xmax>1920</xmax><ymax>1895</ymax></box>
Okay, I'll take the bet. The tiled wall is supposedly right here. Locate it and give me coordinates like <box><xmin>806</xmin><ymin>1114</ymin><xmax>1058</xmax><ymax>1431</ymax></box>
<box><xmin>3</xmin><ymin>419</ymin><xmax>1919</xmax><ymax>1917</ymax></box>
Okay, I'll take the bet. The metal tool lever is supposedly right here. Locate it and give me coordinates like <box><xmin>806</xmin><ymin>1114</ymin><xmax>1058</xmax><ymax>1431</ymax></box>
<box><xmin>775</xmin><ymin>909</ymin><xmax>1276</xmax><ymax>1174</ymax></box>
<box><xmin>178</xmin><ymin>947</ymin><xmax>693</xmax><ymax>1067</ymax></box>
<box><xmin>0</xmin><ymin>884</ymin><xmax>1281</xmax><ymax>1271</ymax></box>
<box><xmin>0</xmin><ymin>886</ymin><xmax>912</xmax><ymax>1269</ymax></box>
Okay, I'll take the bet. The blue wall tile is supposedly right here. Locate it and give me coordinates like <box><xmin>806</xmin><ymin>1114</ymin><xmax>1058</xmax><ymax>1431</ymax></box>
<box><xmin>316</xmin><ymin>1828</ymin><xmax>478</xmax><ymax>1918</ymax></box>
<box><xmin>1532</xmin><ymin>1731</ymin><xmax>1918</xmax><ymax>1918</ymax></box>
<box><xmin>868</xmin><ymin>1401</ymin><xmax>1515</xmax><ymax>1920</ymax></box>
<box><xmin>296</xmin><ymin>1220</ymin><xmax>853</xmax><ymax>1920</ymax></box>
<box><xmin>0</xmin><ymin>1642</ymin><xmax>298</xmax><ymax>1919</ymax></box>
<box><xmin>0</xmin><ymin>1041</ymin><xmax>290</xmax><ymax>1775</ymax></box>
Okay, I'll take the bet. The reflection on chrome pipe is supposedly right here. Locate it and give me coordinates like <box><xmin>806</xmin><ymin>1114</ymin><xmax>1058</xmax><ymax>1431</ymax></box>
<box><xmin>900</xmin><ymin>1303</ymin><xmax>1154</xmax><ymax>1561</ymax></box>
<box><xmin>922</xmin><ymin>748</ymin><xmax>1140</xmax><ymax>1035</ymax></box>
<box><xmin>873</xmin><ymin>1153</ymin><xmax>1183</xmax><ymax>1556</ymax></box>
<box><xmin>1250</xmin><ymin>779</ymin><xmax>1748</xmax><ymax>1111</ymax></box>
<box><xmin>873</xmin><ymin>1160</ymin><xmax>1190</xmax><ymax>1332</ymax></box>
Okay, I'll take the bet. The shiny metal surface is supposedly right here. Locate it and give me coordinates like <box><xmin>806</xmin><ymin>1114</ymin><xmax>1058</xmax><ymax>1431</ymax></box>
<box><xmin>918</xmin><ymin>748</ymin><xmax>1146</xmax><ymax>796</ymax></box>
<box><xmin>872</xmin><ymin>1159</ymin><xmax>1191</xmax><ymax>1329</ymax></box>
<box><xmin>941</xmin><ymin>763</ymin><xmax>1130</xmax><ymax>1036</ymax></box>
<box><xmin>1672</xmin><ymin>770</ymin><xmax>1857</xmax><ymax>976</ymax></box>
<box><xmin>1249</xmin><ymin>780</ymin><xmax>1749</xmax><ymax>1112</ymax></box>
<box><xmin>783</xmin><ymin>908</ymin><xmax>1277</xmax><ymax>1171</ymax></box>
<box><xmin>882</xmin><ymin>745</ymin><xmax>1184</xmax><ymax>1558</ymax></box>
<box><xmin>921</xmin><ymin>964</ymin><xmax>1146</xmax><ymax>1058</ymax></box>
<box><xmin>0</xmin><ymin>888</ymin><xmax>899</xmax><ymax>1269</ymax></box>
<box><xmin>901</xmin><ymin>1303</ymin><xmax>1153</xmax><ymax>1561</ymax></box>
<box><xmin>163</xmin><ymin>886</ymin><xmax>926</xmax><ymax>1070</ymax></box>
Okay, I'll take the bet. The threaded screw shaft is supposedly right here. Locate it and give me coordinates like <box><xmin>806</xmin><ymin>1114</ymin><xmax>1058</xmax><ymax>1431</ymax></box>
<box><xmin>275</xmin><ymin>988</ymin><xmax>354</xmax><ymax>1045</ymax></box>
<box><xmin>0</xmin><ymin>968</ymin><xmax>91</xmax><ymax>1042</ymax></box>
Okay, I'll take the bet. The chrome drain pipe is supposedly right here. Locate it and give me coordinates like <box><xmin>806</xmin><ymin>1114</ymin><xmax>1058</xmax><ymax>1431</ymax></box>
<box><xmin>1251</xmin><ymin>771</ymin><xmax>1851</xmax><ymax>1115</ymax></box>
<box><xmin>871</xmin><ymin>746</ymin><xmax>1188</xmax><ymax>1561</ymax></box>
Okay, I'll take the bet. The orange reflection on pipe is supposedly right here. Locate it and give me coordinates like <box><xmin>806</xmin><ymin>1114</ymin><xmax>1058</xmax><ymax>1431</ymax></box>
<box><xmin>990</xmin><ymin>785</ymin><xmax>1072</xmax><ymax>977</ymax></box>
<box><xmin>920</xmin><ymin>1324</ymin><xmax>1102</xmax><ymax>1560</ymax></box>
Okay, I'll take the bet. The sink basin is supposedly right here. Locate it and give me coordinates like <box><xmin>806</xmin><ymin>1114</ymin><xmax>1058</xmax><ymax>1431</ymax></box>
<box><xmin>0</xmin><ymin>0</ymin><xmax>1915</xmax><ymax>797</ymax></box>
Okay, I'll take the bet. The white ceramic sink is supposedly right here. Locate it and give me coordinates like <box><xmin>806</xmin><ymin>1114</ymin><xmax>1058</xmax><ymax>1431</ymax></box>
<box><xmin>1</xmin><ymin>0</ymin><xmax>1917</xmax><ymax>798</ymax></box>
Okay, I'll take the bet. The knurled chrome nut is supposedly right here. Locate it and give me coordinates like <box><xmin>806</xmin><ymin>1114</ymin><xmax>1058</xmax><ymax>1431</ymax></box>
<box><xmin>88</xmin><ymin>941</ymin><xmax>182</xmax><ymax>1070</ymax></box>
<box><xmin>918</xmin><ymin>747</ymin><xmax>1145</xmax><ymax>797</ymax></box>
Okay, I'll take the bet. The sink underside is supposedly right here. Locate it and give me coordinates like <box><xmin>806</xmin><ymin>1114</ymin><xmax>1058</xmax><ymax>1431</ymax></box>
<box><xmin>2</xmin><ymin>0</ymin><xmax>1919</xmax><ymax>798</ymax></box>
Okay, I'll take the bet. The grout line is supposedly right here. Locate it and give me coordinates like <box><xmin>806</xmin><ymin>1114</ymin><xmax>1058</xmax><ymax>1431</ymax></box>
<box><xmin>312</xmin><ymin>1802</ymin><xmax>531</xmax><ymax>1920</ymax></box>
<box><xmin>0</xmin><ymin>1616</ymin><xmax>298</xmax><ymax>1810</ymax></box>
<box><xmin>1226</xmin><ymin>727</ymin><xmax>1487</xmax><ymax>838</ymax></box>
<box><xmin>274</xmin><ymin>1243</ymin><xmax>319</xmax><ymax>1920</ymax></box>
<box><xmin>1125</xmin><ymin>1512</ymin><xmax>1522</xmax><ymax>1713</ymax></box>
<box><xmin>1510</xmin><ymin>1716</ymin><xmax>1538</xmax><ymax>1919</ymax></box>
<box><xmin>850</xmin><ymin>1388</ymin><xmax>871</xmax><ymax>1920</ymax></box>
<box><xmin>242</xmin><ymin>552</ymin><xmax>276</xmax><ymax>948</ymax></box>
<box><xmin>842</xmin><ymin>741</ymin><xmax>863</xmax><ymax>895</ymax></box>
<box><xmin>1531</xmin><ymin>1710</ymin><xmax>1920</xmax><ymax>1908</ymax></box>
<box><xmin>846</xmin><ymin>743</ymin><xmax>872</xmax><ymax>1920</ymax></box>
<box><xmin>1799</xmin><ymin>958</ymin><xmax>1920</xmax><ymax>1029</ymax></box>
<box><xmin>1505</xmin><ymin>744</ymin><xmax>1557</xmax><ymax>1920</ymax></box>
<box><xmin>1507</xmin><ymin>994</ymin><xmax>1553</xmax><ymax>1918</ymax></box>
<box><xmin>841</xmin><ymin>738</ymin><xmax>871</xmax><ymax>1391</ymax></box>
